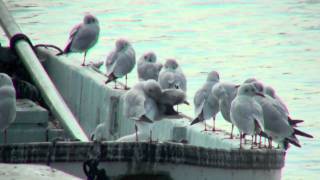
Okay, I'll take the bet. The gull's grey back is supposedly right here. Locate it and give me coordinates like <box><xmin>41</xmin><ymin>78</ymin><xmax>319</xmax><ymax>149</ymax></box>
<box><xmin>106</xmin><ymin>40</ymin><xmax>136</xmax><ymax>78</ymax></box>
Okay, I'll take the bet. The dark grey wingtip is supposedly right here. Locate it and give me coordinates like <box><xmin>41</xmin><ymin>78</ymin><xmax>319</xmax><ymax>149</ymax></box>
<box><xmin>288</xmin><ymin>117</ymin><xmax>304</xmax><ymax>126</ymax></box>
<box><xmin>294</xmin><ymin>128</ymin><xmax>313</xmax><ymax>138</ymax></box>
<box><xmin>105</xmin><ymin>73</ymin><xmax>115</xmax><ymax>84</ymax></box>
<box><xmin>140</xmin><ymin>115</ymin><xmax>153</xmax><ymax>123</ymax></box>
<box><xmin>190</xmin><ymin>117</ymin><xmax>201</xmax><ymax>125</ymax></box>
<box><xmin>285</xmin><ymin>138</ymin><xmax>301</xmax><ymax>148</ymax></box>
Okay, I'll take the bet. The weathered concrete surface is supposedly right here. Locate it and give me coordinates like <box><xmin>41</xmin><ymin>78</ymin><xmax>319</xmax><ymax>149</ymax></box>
<box><xmin>0</xmin><ymin>99</ymin><xmax>49</xmax><ymax>144</ymax></box>
<box><xmin>0</xmin><ymin>163</ymin><xmax>80</xmax><ymax>180</ymax></box>
<box><xmin>0</xmin><ymin>142</ymin><xmax>284</xmax><ymax>180</ymax></box>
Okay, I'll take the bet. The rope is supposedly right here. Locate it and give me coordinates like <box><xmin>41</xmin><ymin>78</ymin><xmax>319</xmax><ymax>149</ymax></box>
<box><xmin>34</xmin><ymin>44</ymin><xmax>63</xmax><ymax>55</ymax></box>
<box><xmin>9</xmin><ymin>33</ymin><xmax>36</xmax><ymax>54</ymax></box>
<box><xmin>9</xmin><ymin>33</ymin><xmax>64</xmax><ymax>56</ymax></box>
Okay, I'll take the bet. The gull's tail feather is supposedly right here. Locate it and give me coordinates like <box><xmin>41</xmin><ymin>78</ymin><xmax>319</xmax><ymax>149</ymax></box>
<box><xmin>105</xmin><ymin>73</ymin><xmax>116</xmax><ymax>84</ymax></box>
<box><xmin>190</xmin><ymin>116</ymin><xmax>203</xmax><ymax>125</ymax></box>
<box><xmin>288</xmin><ymin>117</ymin><xmax>304</xmax><ymax>127</ymax></box>
<box><xmin>288</xmin><ymin>119</ymin><xmax>304</xmax><ymax>127</ymax></box>
<box><xmin>284</xmin><ymin>137</ymin><xmax>301</xmax><ymax>149</ymax></box>
<box><xmin>139</xmin><ymin>115</ymin><xmax>153</xmax><ymax>123</ymax></box>
<box><xmin>63</xmin><ymin>41</ymin><xmax>72</xmax><ymax>54</ymax></box>
<box><xmin>293</xmin><ymin>128</ymin><xmax>313</xmax><ymax>138</ymax></box>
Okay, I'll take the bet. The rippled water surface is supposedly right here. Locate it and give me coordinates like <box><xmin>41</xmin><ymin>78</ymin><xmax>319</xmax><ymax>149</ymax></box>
<box><xmin>1</xmin><ymin>0</ymin><xmax>319</xmax><ymax>179</ymax></box>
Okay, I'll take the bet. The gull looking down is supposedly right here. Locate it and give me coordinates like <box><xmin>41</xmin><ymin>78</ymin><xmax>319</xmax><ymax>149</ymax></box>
<box><xmin>158</xmin><ymin>59</ymin><xmax>187</xmax><ymax>92</ymax></box>
<box><xmin>105</xmin><ymin>39</ymin><xmax>136</xmax><ymax>89</ymax></box>
<box><xmin>137</xmin><ymin>51</ymin><xmax>163</xmax><ymax>81</ymax></box>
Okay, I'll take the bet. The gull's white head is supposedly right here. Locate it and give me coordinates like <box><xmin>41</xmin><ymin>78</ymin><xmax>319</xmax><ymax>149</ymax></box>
<box><xmin>0</xmin><ymin>73</ymin><xmax>13</xmax><ymax>87</ymax></box>
<box><xmin>142</xmin><ymin>52</ymin><xmax>157</xmax><ymax>63</ymax></box>
<box><xmin>115</xmin><ymin>39</ymin><xmax>130</xmax><ymax>51</ymax></box>
<box><xmin>83</xmin><ymin>14</ymin><xmax>98</xmax><ymax>24</ymax></box>
<box><xmin>143</xmin><ymin>79</ymin><xmax>162</xmax><ymax>100</ymax></box>
<box><xmin>207</xmin><ymin>70</ymin><xmax>220</xmax><ymax>82</ymax></box>
<box><xmin>164</xmin><ymin>59</ymin><xmax>178</xmax><ymax>70</ymax></box>
<box><xmin>238</xmin><ymin>83</ymin><xmax>264</xmax><ymax>97</ymax></box>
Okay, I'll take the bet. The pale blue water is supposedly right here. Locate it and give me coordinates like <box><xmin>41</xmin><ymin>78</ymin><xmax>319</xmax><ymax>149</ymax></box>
<box><xmin>1</xmin><ymin>0</ymin><xmax>319</xmax><ymax>179</ymax></box>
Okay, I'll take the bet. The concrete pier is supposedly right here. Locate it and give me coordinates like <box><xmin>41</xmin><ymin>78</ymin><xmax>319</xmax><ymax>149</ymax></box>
<box><xmin>0</xmin><ymin>49</ymin><xmax>286</xmax><ymax>179</ymax></box>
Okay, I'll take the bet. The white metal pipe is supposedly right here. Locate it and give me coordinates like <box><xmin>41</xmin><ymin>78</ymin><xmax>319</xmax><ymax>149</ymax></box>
<box><xmin>0</xmin><ymin>0</ymin><xmax>89</xmax><ymax>141</ymax></box>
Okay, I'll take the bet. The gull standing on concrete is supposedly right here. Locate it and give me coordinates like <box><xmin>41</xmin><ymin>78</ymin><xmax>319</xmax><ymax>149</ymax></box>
<box><xmin>190</xmin><ymin>71</ymin><xmax>220</xmax><ymax>131</ymax></box>
<box><xmin>211</xmin><ymin>82</ymin><xmax>239</xmax><ymax>136</ymax></box>
<box><xmin>0</xmin><ymin>73</ymin><xmax>16</xmax><ymax>141</ymax></box>
<box><xmin>105</xmin><ymin>39</ymin><xmax>136</xmax><ymax>89</ymax></box>
<box><xmin>121</xmin><ymin>80</ymin><xmax>162</xmax><ymax>142</ymax></box>
<box><xmin>63</xmin><ymin>14</ymin><xmax>100</xmax><ymax>66</ymax></box>
<box><xmin>254</xmin><ymin>86</ymin><xmax>311</xmax><ymax>149</ymax></box>
<box><xmin>158</xmin><ymin>59</ymin><xmax>186</xmax><ymax>113</ymax></box>
<box><xmin>249</xmin><ymin>81</ymin><xmax>301</xmax><ymax>126</ymax></box>
<box><xmin>137</xmin><ymin>52</ymin><xmax>163</xmax><ymax>81</ymax></box>
<box><xmin>158</xmin><ymin>59</ymin><xmax>187</xmax><ymax>92</ymax></box>
<box><xmin>230</xmin><ymin>83</ymin><xmax>265</xmax><ymax>148</ymax></box>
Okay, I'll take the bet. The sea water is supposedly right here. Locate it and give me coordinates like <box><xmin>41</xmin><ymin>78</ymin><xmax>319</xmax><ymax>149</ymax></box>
<box><xmin>0</xmin><ymin>0</ymin><xmax>319</xmax><ymax>179</ymax></box>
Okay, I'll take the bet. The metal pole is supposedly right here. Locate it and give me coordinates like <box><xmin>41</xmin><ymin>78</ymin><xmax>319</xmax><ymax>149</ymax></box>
<box><xmin>0</xmin><ymin>1</ymin><xmax>89</xmax><ymax>141</ymax></box>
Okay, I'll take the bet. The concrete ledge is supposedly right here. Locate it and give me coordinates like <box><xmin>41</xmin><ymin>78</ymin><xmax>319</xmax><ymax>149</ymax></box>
<box><xmin>0</xmin><ymin>142</ymin><xmax>285</xmax><ymax>169</ymax></box>
<box><xmin>15</xmin><ymin>99</ymin><xmax>48</xmax><ymax>125</ymax></box>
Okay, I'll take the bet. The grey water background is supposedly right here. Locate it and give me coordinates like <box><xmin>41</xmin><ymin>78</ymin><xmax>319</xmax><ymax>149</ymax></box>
<box><xmin>0</xmin><ymin>0</ymin><xmax>319</xmax><ymax>179</ymax></box>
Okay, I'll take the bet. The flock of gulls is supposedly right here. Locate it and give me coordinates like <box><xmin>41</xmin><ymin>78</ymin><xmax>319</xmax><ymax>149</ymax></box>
<box><xmin>60</xmin><ymin>14</ymin><xmax>313</xmax><ymax>149</ymax></box>
<box><xmin>0</xmin><ymin>14</ymin><xmax>313</xmax><ymax>150</ymax></box>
